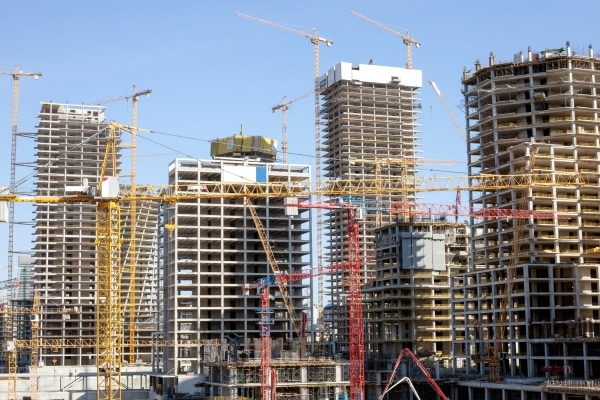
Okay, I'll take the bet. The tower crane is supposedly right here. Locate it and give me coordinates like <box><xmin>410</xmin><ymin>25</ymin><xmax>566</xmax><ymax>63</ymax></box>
<box><xmin>474</xmin><ymin>145</ymin><xmax>539</xmax><ymax>382</ymax></box>
<box><xmin>0</xmin><ymin>278</ymin><xmax>19</xmax><ymax>400</ymax></box>
<box><xmin>350</xmin><ymin>11</ymin><xmax>421</xmax><ymax>69</ymax></box>
<box><xmin>292</xmin><ymin>188</ymin><xmax>562</xmax><ymax>400</ymax></box>
<box><xmin>95</xmin><ymin>86</ymin><xmax>152</xmax><ymax>363</ymax></box>
<box><xmin>4</xmin><ymin>292</ymin><xmax>41</xmax><ymax>400</ymax></box>
<box><xmin>236</xmin><ymin>10</ymin><xmax>333</xmax><ymax>322</ymax></box>
<box><xmin>0</xmin><ymin>63</ymin><xmax>42</xmax><ymax>400</ymax></box>
<box><xmin>93</xmin><ymin>87</ymin><xmax>152</xmax><ymax>107</ymax></box>
<box><xmin>0</xmin><ymin>64</ymin><xmax>42</xmax><ymax>296</ymax></box>
<box><xmin>428</xmin><ymin>80</ymin><xmax>467</xmax><ymax>142</ymax></box>
<box><xmin>272</xmin><ymin>91</ymin><xmax>313</xmax><ymax>164</ymax></box>
<box><xmin>380</xmin><ymin>348</ymin><xmax>450</xmax><ymax>400</ymax></box>
<box><xmin>0</xmin><ymin>118</ymin><xmax>582</xmax><ymax>400</ymax></box>
<box><xmin>244</xmin><ymin>198</ymin><xmax>305</xmax><ymax>347</ymax></box>
<box><xmin>243</xmin><ymin>261</ymin><xmax>353</xmax><ymax>400</ymax></box>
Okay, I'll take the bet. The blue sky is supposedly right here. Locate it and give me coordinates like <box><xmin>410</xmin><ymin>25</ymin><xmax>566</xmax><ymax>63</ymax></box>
<box><xmin>0</xmin><ymin>0</ymin><xmax>598</xmax><ymax>277</ymax></box>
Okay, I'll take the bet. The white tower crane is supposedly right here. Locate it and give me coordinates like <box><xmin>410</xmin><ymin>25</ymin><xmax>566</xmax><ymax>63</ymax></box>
<box><xmin>350</xmin><ymin>11</ymin><xmax>421</xmax><ymax>69</ymax></box>
<box><xmin>0</xmin><ymin>64</ymin><xmax>42</xmax><ymax>296</ymax></box>
<box><xmin>272</xmin><ymin>91</ymin><xmax>313</xmax><ymax>164</ymax></box>
<box><xmin>236</xmin><ymin>11</ymin><xmax>333</xmax><ymax>314</ymax></box>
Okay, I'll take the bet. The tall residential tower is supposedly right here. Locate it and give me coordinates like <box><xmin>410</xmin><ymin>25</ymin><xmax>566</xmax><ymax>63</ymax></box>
<box><xmin>452</xmin><ymin>43</ymin><xmax>600</xmax><ymax>398</ymax></box>
<box><xmin>319</xmin><ymin>62</ymin><xmax>422</xmax><ymax>354</ymax></box>
<box><xmin>34</xmin><ymin>103</ymin><xmax>158</xmax><ymax>367</ymax></box>
<box><xmin>156</xmin><ymin>137</ymin><xmax>347</xmax><ymax>398</ymax></box>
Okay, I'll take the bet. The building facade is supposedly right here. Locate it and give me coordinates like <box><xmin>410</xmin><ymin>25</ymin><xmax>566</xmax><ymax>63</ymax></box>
<box><xmin>158</xmin><ymin>152</ymin><xmax>331</xmax><ymax>397</ymax></box>
<box><xmin>318</xmin><ymin>62</ymin><xmax>422</xmax><ymax>355</ymax></box>
<box><xmin>33</xmin><ymin>103</ymin><xmax>158</xmax><ymax>367</ymax></box>
<box><xmin>363</xmin><ymin>220</ymin><xmax>469</xmax><ymax>399</ymax></box>
<box><xmin>452</xmin><ymin>43</ymin><xmax>600</xmax><ymax>398</ymax></box>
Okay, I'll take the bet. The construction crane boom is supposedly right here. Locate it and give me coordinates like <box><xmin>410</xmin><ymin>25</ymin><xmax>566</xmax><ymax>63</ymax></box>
<box><xmin>235</xmin><ymin>12</ymin><xmax>332</xmax><ymax>46</ymax></box>
<box><xmin>272</xmin><ymin>91</ymin><xmax>313</xmax><ymax>163</ymax></box>
<box><xmin>245</xmin><ymin>197</ymin><xmax>303</xmax><ymax>339</ymax></box>
<box><xmin>0</xmin><ymin>121</ymin><xmax>585</xmax><ymax>400</ymax></box>
<box><xmin>93</xmin><ymin>87</ymin><xmax>152</xmax><ymax>106</ymax></box>
<box><xmin>236</xmin><ymin>10</ymin><xmax>333</xmax><ymax>338</ymax></box>
<box><xmin>245</xmin><ymin>261</ymin><xmax>352</xmax><ymax>292</ymax></box>
<box><xmin>296</xmin><ymin>198</ymin><xmax>563</xmax><ymax>220</ymax></box>
<box><xmin>429</xmin><ymin>80</ymin><xmax>467</xmax><ymax>142</ymax></box>
<box><xmin>0</xmin><ymin>170</ymin><xmax>583</xmax><ymax>205</ymax></box>
<box><xmin>350</xmin><ymin>10</ymin><xmax>421</xmax><ymax>69</ymax></box>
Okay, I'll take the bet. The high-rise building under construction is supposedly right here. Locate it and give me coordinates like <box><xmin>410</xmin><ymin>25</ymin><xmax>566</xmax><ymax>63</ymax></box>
<box><xmin>318</xmin><ymin>62</ymin><xmax>422</xmax><ymax>354</ymax></box>
<box><xmin>452</xmin><ymin>43</ymin><xmax>600</xmax><ymax>398</ymax></box>
<box><xmin>33</xmin><ymin>103</ymin><xmax>159</xmax><ymax>367</ymax></box>
<box><xmin>156</xmin><ymin>141</ymin><xmax>346</xmax><ymax>398</ymax></box>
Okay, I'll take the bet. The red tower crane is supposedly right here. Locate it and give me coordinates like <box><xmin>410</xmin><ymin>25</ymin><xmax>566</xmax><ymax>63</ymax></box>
<box><xmin>346</xmin><ymin>207</ymin><xmax>365</xmax><ymax>400</ymax></box>
<box><xmin>292</xmin><ymin>195</ymin><xmax>563</xmax><ymax>400</ymax></box>
<box><xmin>243</xmin><ymin>262</ymin><xmax>353</xmax><ymax>400</ymax></box>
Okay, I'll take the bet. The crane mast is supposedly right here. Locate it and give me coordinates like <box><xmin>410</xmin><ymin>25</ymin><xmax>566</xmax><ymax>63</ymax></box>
<box><xmin>350</xmin><ymin>11</ymin><xmax>421</xmax><ymax>69</ymax></box>
<box><xmin>235</xmin><ymin>10</ymin><xmax>333</xmax><ymax>331</ymax></box>
<box><xmin>0</xmin><ymin>64</ymin><xmax>42</xmax><ymax>296</ymax></box>
<box><xmin>125</xmin><ymin>86</ymin><xmax>151</xmax><ymax>364</ymax></box>
<box><xmin>471</xmin><ymin>145</ymin><xmax>538</xmax><ymax>382</ymax></box>
<box><xmin>94</xmin><ymin>87</ymin><xmax>152</xmax><ymax>363</ymax></box>
<box><xmin>244</xmin><ymin>261</ymin><xmax>352</xmax><ymax>400</ymax></box>
<box><xmin>347</xmin><ymin>208</ymin><xmax>365</xmax><ymax>399</ymax></box>
<box><xmin>492</xmin><ymin>146</ymin><xmax>538</xmax><ymax>381</ymax></box>
<box><xmin>272</xmin><ymin>91</ymin><xmax>313</xmax><ymax>164</ymax></box>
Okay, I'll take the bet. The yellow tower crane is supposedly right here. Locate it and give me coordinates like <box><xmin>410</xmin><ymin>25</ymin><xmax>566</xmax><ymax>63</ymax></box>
<box><xmin>0</xmin><ymin>64</ymin><xmax>42</xmax><ymax>294</ymax></box>
<box><xmin>0</xmin><ymin>119</ymin><xmax>582</xmax><ymax>400</ymax></box>
<box><xmin>272</xmin><ymin>91</ymin><xmax>313</xmax><ymax>164</ymax></box>
<box><xmin>29</xmin><ymin>292</ymin><xmax>40</xmax><ymax>400</ymax></box>
<box><xmin>236</xmin><ymin>11</ymin><xmax>333</xmax><ymax>315</ymax></box>
<box><xmin>350</xmin><ymin>10</ymin><xmax>421</xmax><ymax>69</ymax></box>
<box><xmin>0</xmin><ymin>278</ymin><xmax>19</xmax><ymax>400</ymax></box>
<box><xmin>474</xmin><ymin>144</ymin><xmax>539</xmax><ymax>382</ymax></box>
<box><xmin>95</xmin><ymin>87</ymin><xmax>152</xmax><ymax>364</ymax></box>
<box><xmin>350</xmin><ymin>157</ymin><xmax>463</xmax><ymax>227</ymax></box>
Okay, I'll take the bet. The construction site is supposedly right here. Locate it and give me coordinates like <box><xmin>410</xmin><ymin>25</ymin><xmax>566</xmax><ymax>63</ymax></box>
<box><xmin>1</xmin><ymin>7</ymin><xmax>600</xmax><ymax>400</ymax></box>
